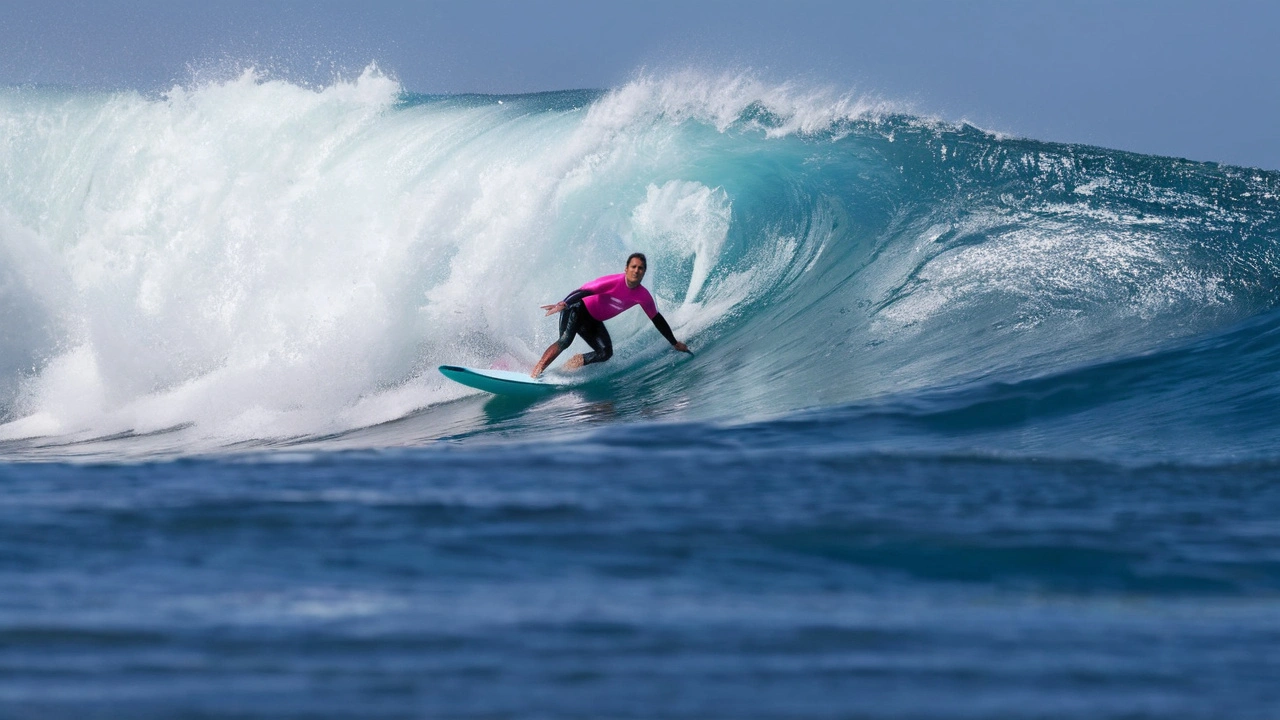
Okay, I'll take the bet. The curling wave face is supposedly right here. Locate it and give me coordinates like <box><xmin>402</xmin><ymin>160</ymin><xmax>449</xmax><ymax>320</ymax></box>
<box><xmin>1</xmin><ymin>66</ymin><xmax>1278</xmax><ymax>459</ymax></box>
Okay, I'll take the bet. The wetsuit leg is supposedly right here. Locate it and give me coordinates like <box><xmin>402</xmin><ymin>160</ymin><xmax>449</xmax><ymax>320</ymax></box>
<box><xmin>578</xmin><ymin>317</ymin><xmax>613</xmax><ymax>365</ymax></box>
<box><xmin>556</xmin><ymin>301</ymin><xmax>612</xmax><ymax>364</ymax></box>
<box><xmin>556</xmin><ymin>302</ymin><xmax>584</xmax><ymax>350</ymax></box>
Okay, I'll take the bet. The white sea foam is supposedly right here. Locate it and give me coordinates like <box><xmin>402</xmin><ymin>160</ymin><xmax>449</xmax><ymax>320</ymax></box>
<box><xmin>630</xmin><ymin>180</ymin><xmax>730</xmax><ymax>304</ymax></box>
<box><xmin>584</xmin><ymin>69</ymin><xmax>901</xmax><ymax>138</ymax></box>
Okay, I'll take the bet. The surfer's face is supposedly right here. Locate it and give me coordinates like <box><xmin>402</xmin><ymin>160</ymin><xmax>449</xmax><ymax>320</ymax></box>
<box><xmin>625</xmin><ymin>258</ymin><xmax>646</xmax><ymax>288</ymax></box>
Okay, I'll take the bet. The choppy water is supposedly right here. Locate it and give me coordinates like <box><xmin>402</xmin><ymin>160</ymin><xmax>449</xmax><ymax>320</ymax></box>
<box><xmin>1</xmin><ymin>68</ymin><xmax>1278</xmax><ymax>718</ymax></box>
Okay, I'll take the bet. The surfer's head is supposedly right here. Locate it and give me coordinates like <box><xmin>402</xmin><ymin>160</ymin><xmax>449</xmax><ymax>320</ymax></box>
<box><xmin>625</xmin><ymin>253</ymin><xmax>647</xmax><ymax>288</ymax></box>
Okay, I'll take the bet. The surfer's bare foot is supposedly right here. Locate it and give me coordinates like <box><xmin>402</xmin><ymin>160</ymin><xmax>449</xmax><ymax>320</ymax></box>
<box><xmin>563</xmin><ymin>354</ymin><xmax>585</xmax><ymax>371</ymax></box>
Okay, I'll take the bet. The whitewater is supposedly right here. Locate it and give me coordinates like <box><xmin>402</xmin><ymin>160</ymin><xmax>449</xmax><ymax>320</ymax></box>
<box><xmin>1</xmin><ymin>67</ymin><xmax>1279</xmax><ymax>719</ymax></box>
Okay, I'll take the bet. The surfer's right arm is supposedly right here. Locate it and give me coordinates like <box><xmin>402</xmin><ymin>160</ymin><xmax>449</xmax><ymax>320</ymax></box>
<box><xmin>540</xmin><ymin>288</ymin><xmax>595</xmax><ymax>316</ymax></box>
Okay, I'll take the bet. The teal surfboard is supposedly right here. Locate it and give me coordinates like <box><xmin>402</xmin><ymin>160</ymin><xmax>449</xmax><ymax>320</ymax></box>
<box><xmin>439</xmin><ymin>365</ymin><xmax>563</xmax><ymax>396</ymax></box>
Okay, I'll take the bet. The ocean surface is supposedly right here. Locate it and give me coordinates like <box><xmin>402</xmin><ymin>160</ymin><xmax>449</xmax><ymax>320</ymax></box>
<box><xmin>1</xmin><ymin>68</ymin><xmax>1278</xmax><ymax>718</ymax></box>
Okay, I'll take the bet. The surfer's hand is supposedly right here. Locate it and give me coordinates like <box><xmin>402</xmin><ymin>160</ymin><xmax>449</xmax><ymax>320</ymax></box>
<box><xmin>673</xmin><ymin>342</ymin><xmax>691</xmax><ymax>353</ymax></box>
<box><xmin>541</xmin><ymin>302</ymin><xmax>565</xmax><ymax>316</ymax></box>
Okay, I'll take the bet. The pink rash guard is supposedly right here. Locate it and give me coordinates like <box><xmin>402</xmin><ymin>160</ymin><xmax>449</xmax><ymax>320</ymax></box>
<box><xmin>579</xmin><ymin>273</ymin><xmax>658</xmax><ymax>321</ymax></box>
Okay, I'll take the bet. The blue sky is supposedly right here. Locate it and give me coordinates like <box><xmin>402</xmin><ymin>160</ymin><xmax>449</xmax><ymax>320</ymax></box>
<box><xmin>3</xmin><ymin>0</ymin><xmax>1278</xmax><ymax>170</ymax></box>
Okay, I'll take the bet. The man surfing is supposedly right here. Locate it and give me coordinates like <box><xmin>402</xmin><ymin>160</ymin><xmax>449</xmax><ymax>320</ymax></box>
<box><xmin>531</xmin><ymin>253</ymin><xmax>691</xmax><ymax>377</ymax></box>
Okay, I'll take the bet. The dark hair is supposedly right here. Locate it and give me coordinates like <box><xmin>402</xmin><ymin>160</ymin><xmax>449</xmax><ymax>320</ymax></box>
<box><xmin>626</xmin><ymin>252</ymin><xmax>647</xmax><ymax>269</ymax></box>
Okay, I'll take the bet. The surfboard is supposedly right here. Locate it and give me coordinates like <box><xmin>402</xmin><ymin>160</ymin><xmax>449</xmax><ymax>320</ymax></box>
<box><xmin>438</xmin><ymin>365</ymin><xmax>563</xmax><ymax>396</ymax></box>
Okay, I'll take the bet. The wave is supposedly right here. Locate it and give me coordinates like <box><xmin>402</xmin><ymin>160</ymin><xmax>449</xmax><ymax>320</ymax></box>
<box><xmin>1</xmin><ymin>66</ymin><xmax>1278</xmax><ymax>458</ymax></box>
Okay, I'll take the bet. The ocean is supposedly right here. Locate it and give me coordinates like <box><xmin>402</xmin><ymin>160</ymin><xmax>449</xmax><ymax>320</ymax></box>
<box><xmin>1</xmin><ymin>67</ymin><xmax>1278</xmax><ymax>718</ymax></box>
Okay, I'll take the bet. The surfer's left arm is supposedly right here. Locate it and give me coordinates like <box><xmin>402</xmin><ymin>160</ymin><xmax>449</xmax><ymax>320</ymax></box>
<box><xmin>540</xmin><ymin>288</ymin><xmax>596</xmax><ymax>316</ymax></box>
<box><xmin>561</xmin><ymin>287</ymin><xmax>595</xmax><ymax>306</ymax></box>
<box><xmin>651</xmin><ymin>313</ymin><xmax>691</xmax><ymax>354</ymax></box>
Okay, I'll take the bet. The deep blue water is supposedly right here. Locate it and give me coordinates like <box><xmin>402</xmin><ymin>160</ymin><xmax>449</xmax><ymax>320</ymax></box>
<box><xmin>3</xmin><ymin>440</ymin><xmax>1279</xmax><ymax>718</ymax></box>
<box><xmin>1</xmin><ymin>70</ymin><xmax>1279</xmax><ymax>717</ymax></box>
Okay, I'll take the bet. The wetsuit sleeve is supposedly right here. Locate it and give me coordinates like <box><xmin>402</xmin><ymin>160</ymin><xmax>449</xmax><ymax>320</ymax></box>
<box><xmin>651</xmin><ymin>313</ymin><xmax>679</xmax><ymax>345</ymax></box>
<box><xmin>562</xmin><ymin>288</ymin><xmax>596</xmax><ymax>305</ymax></box>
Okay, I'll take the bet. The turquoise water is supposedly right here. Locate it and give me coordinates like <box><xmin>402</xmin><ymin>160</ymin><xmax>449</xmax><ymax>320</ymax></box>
<box><xmin>1</xmin><ymin>69</ymin><xmax>1279</xmax><ymax>717</ymax></box>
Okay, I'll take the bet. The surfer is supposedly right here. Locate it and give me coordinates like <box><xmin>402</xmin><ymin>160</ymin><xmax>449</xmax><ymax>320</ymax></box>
<box><xmin>531</xmin><ymin>253</ymin><xmax>691</xmax><ymax>377</ymax></box>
